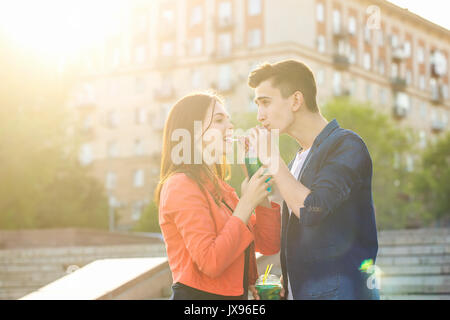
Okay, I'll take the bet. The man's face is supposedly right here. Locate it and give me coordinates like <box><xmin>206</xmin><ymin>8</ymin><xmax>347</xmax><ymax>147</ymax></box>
<box><xmin>254</xmin><ymin>79</ymin><xmax>295</xmax><ymax>134</ymax></box>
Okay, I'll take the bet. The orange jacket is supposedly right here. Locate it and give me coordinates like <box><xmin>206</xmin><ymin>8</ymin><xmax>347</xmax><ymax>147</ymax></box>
<box><xmin>159</xmin><ymin>173</ymin><xmax>281</xmax><ymax>297</ymax></box>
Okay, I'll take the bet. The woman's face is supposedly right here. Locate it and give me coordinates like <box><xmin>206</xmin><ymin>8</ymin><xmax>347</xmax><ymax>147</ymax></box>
<box><xmin>200</xmin><ymin>100</ymin><xmax>234</xmax><ymax>163</ymax></box>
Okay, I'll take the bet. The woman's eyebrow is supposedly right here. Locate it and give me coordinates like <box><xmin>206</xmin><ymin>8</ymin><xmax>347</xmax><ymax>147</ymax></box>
<box><xmin>213</xmin><ymin>112</ymin><xmax>229</xmax><ymax>118</ymax></box>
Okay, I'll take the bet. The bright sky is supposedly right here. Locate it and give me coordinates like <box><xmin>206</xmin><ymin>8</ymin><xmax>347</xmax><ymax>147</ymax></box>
<box><xmin>387</xmin><ymin>0</ymin><xmax>450</xmax><ymax>30</ymax></box>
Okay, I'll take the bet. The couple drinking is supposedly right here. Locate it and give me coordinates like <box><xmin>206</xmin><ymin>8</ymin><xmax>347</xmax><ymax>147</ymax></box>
<box><xmin>156</xmin><ymin>59</ymin><xmax>379</xmax><ymax>300</ymax></box>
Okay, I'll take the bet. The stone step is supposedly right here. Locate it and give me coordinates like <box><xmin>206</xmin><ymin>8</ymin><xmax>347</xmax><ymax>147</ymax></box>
<box><xmin>0</xmin><ymin>245</ymin><xmax>166</xmax><ymax>259</ymax></box>
<box><xmin>380</xmin><ymin>275</ymin><xmax>450</xmax><ymax>294</ymax></box>
<box><xmin>0</xmin><ymin>252</ymin><xmax>166</xmax><ymax>264</ymax></box>
<box><xmin>378</xmin><ymin>265</ymin><xmax>450</xmax><ymax>276</ymax></box>
<box><xmin>0</xmin><ymin>264</ymin><xmax>64</xmax><ymax>273</ymax></box>
<box><xmin>376</xmin><ymin>255</ymin><xmax>450</xmax><ymax>266</ymax></box>
<box><xmin>379</xmin><ymin>228</ymin><xmax>450</xmax><ymax>237</ymax></box>
<box><xmin>0</xmin><ymin>271</ymin><xmax>66</xmax><ymax>284</ymax></box>
<box><xmin>0</xmin><ymin>287</ymin><xmax>37</xmax><ymax>300</ymax></box>
<box><xmin>381</xmin><ymin>294</ymin><xmax>450</xmax><ymax>300</ymax></box>
<box><xmin>377</xmin><ymin>244</ymin><xmax>450</xmax><ymax>256</ymax></box>
<box><xmin>379</xmin><ymin>234</ymin><xmax>450</xmax><ymax>246</ymax></box>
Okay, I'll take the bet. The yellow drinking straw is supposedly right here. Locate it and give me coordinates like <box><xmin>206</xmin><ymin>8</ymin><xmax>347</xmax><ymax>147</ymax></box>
<box><xmin>262</xmin><ymin>264</ymin><xmax>273</xmax><ymax>285</ymax></box>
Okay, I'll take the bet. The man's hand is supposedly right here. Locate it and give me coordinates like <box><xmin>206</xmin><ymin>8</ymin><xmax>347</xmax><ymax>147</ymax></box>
<box><xmin>279</xmin><ymin>275</ymin><xmax>285</xmax><ymax>299</ymax></box>
<box><xmin>249</xmin><ymin>285</ymin><xmax>260</xmax><ymax>300</ymax></box>
<box><xmin>249</xmin><ymin>126</ymin><xmax>282</xmax><ymax>176</ymax></box>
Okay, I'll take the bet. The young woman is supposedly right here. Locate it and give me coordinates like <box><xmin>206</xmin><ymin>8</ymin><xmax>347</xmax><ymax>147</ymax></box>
<box><xmin>156</xmin><ymin>92</ymin><xmax>281</xmax><ymax>300</ymax></box>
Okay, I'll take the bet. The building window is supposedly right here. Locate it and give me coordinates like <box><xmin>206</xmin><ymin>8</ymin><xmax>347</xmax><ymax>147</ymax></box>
<box><xmin>248</xmin><ymin>29</ymin><xmax>261</xmax><ymax>48</ymax></box>
<box><xmin>134</xmin><ymin>46</ymin><xmax>146</xmax><ymax>64</ymax></box>
<box><xmin>317</xmin><ymin>35</ymin><xmax>325</xmax><ymax>53</ymax></box>
<box><xmin>332</xmin><ymin>10</ymin><xmax>341</xmax><ymax>34</ymax></box>
<box><xmin>135</xmin><ymin>77</ymin><xmax>145</xmax><ymax>94</ymax></box>
<box><xmin>364</xmin><ymin>26</ymin><xmax>371</xmax><ymax>43</ymax></box>
<box><xmin>348</xmin><ymin>16</ymin><xmax>356</xmax><ymax>35</ymax></box>
<box><xmin>420</xmin><ymin>102</ymin><xmax>428</xmax><ymax>118</ymax></box>
<box><xmin>316</xmin><ymin>69</ymin><xmax>325</xmax><ymax>86</ymax></box>
<box><xmin>132</xmin><ymin>201</ymin><xmax>144</xmax><ymax>221</ymax></box>
<box><xmin>380</xmin><ymin>87</ymin><xmax>387</xmax><ymax>106</ymax></box>
<box><xmin>419</xmin><ymin>130</ymin><xmax>427</xmax><ymax>148</ymax></box>
<box><xmin>316</xmin><ymin>3</ymin><xmax>324</xmax><ymax>22</ymax></box>
<box><xmin>378</xmin><ymin>59</ymin><xmax>385</xmax><ymax>75</ymax></box>
<box><xmin>135</xmin><ymin>108</ymin><xmax>147</xmax><ymax>125</ymax></box>
<box><xmin>79</xmin><ymin>143</ymin><xmax>93</xmax><ymax>166</ymax></box>
<box><xmin>190</xmin><ymin>37</ymin><xmax>203</xmax><ymax>56</ymax></box>
<box><xmin>135</xmin><ymin>139</ymin><xmax>145</xmax><ymax>156</ymax></box>
<box><xmin>218</xmin><ymin>32</ymin><xmax>232</xmax><ymax>56</ymax></box>
<box><xmin>366</xmin><ymin>83</ymin><xmax>372</xmax><ymax>101</ymax></box>
<box><xmin>391</xmin><ymin>63</ymin><xmax>399</xmax><ymax>78</ymax></box>
<box><xmin>419</xmin><ymin>75</ymin><xmax>426</xmax><ymax>90</ymax></box>
<box><xmin>248</xmin><ymin>0</ymin><xmax>261</xmax><ymax>16</ymax></box>
<box><xmin>162</xmin><ymin>9</ymin><xmax>174</xmax><ymax>25</ymax></box>
<box><xmin>349</xmin><ymin>47</ymin><xmax>356</xmax><ymax>64</ymax></box>
<box><xmin>191</xmin><ymin>70</ymin><xmax>202</xmax><ymax>89</ymax></box>
<box><xmin>405</xmin><ymin>154</ymin><xmax>414</xmax><ymax>172</ymax></box>
<box><xmin>190</xmin><ymin>6</ymin><xmax>203</xmax><ymax>27</ymax></box>
<box><xmin>350</xmin><ymin>78</ymin><xmax>357</xmax><ymax>97</ymax></box>
<box><xmin>112</xmin><ymin>48</ymin><xmax>120</xmax><ymax>68</ymax></box>
<box><xmin>417</xmin><ymin>46</ymin><xmax>424</xmax><ymax>64</ymax></box>
<box><xmin>133</xmin><ymin>169</ymin><xmax>145</xmax><ymax>188</ymax></box>
<box><xmin>406</xmin><ymin>70</ymin><xmax>412</xmax><ymax>85</ymax></box>
<box><xmin>162</xmin><ymin>41</ymin><xmax>174</xmax><ymax>57</ymax></box>
<box><xmin>106</xmin><ymin>171</ymin><xmax>117</xmax><ymax>190</ymax></box>
<box><xmin>219</xmin><ymin>1</ymin><xmax>232</xmax><ymax>22</ymax></box>
<box><xmin>363</xmin><ymin>52</ymin><xmax>371</xmax><ymax>70</ymax></box>
<box><xmin>333</xmin><ymin>71</ymin><xmax>341</xmax><ymax>96</ymax></box>
<box><xmin>395</xmin><ymin>92</ymin><xmax>411</xmax><ymax>111</ymax></box>
<box><xmin>403</xmin><ymin>41</ymin><xmax>411</xmax><ymax>58</ymax></box>
<box><xmin>377</xmin><ymin>29</ymin><xmax>384</xmax><ymax>46</ymax></box>
<box><xmin>218</xmin><ymin>64</ymin><xmax>232</xmax><ymax>91</ymax></box>
<box><xmin>107</xmin><ymin>141</ymin><xmax>119</xmax><ymax>158</ymax></box>
<box><xmin>108</xmin><ymin>110</ymin><xmax>120</xmax><ymax>128</ymax></box>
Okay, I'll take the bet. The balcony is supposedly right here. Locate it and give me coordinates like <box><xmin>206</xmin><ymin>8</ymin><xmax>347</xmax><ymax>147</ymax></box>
<box><xmin>158</xmin><ymin>24</ymin><xmax>176</xmax><ymax>40</ymax></box>
<box><xmin>431</xmin><ymin>119</ymin><xmax>446</xmax><ymax>133</ymax></box>
<box><xmin>391</xmin><ymin>77</ymin><xmax>407</xmax><ymax>91</ymax></box>
<box><xmin>392</xmin><ymin>47</ymin><xmax>406</xmax><ymax>62</ymax></box>
<box><xmin>154</xmin><ymin>86</ymin><xmax>176</xmax><ymax>102</ymax></box>
<box><xmin>333</xmin><ymin>54</ymin><xmax>350</xmax><ymax>70</ymax></box>
<box><xmin>332</xmin><ymin>29</ymin><xmax>348</xmax><ymax>39</ymax></box>
<box><xmin>392</xmin><ymin>104</ymin><xmax>408</xmax><ymax>119</ymax></box>
<box><xmin>431</xmin><ymin>85</ymin><xmax>445</xmax><ymax>105</ymax></box>
<box><xmin>215</xmin><ymin>16</ymin><xmax>234</xmax><ymax>31</ymax></box>
<box><xmin>155</xmin><ymin>56</ymin><xmax>177</xmax><ymax>70</ymax></box>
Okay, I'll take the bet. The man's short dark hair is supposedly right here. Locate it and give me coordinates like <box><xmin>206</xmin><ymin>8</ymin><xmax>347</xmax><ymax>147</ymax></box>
<box><xmin>248</xmin><ymin>59</ymin><xmax>319</xmax><ymax>113</ymax></box>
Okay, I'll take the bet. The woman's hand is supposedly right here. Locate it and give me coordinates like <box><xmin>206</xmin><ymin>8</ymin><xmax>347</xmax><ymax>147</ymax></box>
<box><xmin>249</xmin><ymin>285</ymin><xmax>260</xmax><ymax>300</ymax></box>
<box><xmin>241</xmin><ymin>166</ymin><xmax>273</xmax><ymax>209</ymax></box>
<box><xmin>233</xmin><ymin>166</ymin><xmax>273</xmax><ymax>224</ymax></box>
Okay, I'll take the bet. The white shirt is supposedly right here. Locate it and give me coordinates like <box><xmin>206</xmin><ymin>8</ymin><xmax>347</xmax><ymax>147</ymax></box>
<box><xmin>287</xmin><ymin>147</ymin><xmax>311</xmax><ymax>300</ymax></box>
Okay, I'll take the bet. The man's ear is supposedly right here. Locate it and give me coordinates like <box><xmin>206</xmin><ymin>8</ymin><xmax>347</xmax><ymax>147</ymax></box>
<box><xmin>291</xmin><ymin>91</ymin><xmax>304</xmax><ymax>112</ymax></box>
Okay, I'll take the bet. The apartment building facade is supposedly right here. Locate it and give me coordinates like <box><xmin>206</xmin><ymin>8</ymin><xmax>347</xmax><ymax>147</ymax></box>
<box><xmin>68</xmin><ymin>0</ymin><xmax>450</xmax><ymax>230</ymax></box>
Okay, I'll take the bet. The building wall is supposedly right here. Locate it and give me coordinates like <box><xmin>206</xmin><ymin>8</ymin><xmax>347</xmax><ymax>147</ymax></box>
<box><xmin>69</xmin><ymin>0</ymin><xmax>450</xmax><ymax>229</ymax></box>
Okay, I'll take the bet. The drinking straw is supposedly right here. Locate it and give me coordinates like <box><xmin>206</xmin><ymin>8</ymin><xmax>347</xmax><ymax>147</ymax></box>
<box><xmin>263</xmin><ymin>264</ymin><xmax>273</xmax><ymax>285</ymax></box>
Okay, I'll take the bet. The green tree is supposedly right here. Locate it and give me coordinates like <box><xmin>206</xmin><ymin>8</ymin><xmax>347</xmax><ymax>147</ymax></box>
<box><xmin>133</xmin><ymin>201</ymin><xmax>161</xmax><ymax>233</ymax></box>
<box><xmin>413</xmin><ymin>131</ymin><xmax>450</xmax><ymax>226</ymax></box>
<box><xmin>0</xmin><ymin>35</ymin><xmax>108</xmax><ymax>229</ymax></box>
<box><xmin>321</xmin><ymin>97</ymin><xmax>421</xmax><ymax>229</ymax></box>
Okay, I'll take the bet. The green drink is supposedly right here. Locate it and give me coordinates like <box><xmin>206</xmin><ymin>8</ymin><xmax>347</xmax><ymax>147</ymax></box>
<box><xmin>245</xmin><ymin>156</ymin><xmax>263</xmax><ymax>178</ymax></box>
<box><xmin>255</xmin><ymin>274</ymin><xmax>282</xmax><ymax>300</ymax></box>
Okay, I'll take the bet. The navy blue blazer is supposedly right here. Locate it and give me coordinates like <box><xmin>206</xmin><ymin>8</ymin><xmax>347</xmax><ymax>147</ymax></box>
<box><xmin>280</xmin><ymin>119</ymin><xmax>379</xmax><ymax>300</ymax></box>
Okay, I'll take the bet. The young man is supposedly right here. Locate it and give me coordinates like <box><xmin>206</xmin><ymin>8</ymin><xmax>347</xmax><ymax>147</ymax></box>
<box><xmin>248</xmin><ymin>59</ymin><xmax>379</xmax><ymax>300</ymax></box>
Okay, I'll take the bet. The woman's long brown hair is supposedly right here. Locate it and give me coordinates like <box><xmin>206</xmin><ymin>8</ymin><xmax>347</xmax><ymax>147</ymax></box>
<box><xmin>155</xmin><ymin>92</ymin><xmax>231</xmax><ymax>207</ymax></box>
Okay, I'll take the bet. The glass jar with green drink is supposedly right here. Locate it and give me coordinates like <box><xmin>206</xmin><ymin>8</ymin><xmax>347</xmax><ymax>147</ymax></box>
<box><xmin>255</xmin><ymin>274</ymin><xmax>282</xmax><ymax>300</ymax></box>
